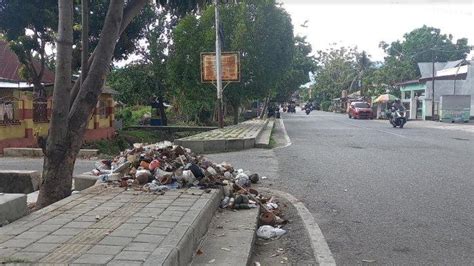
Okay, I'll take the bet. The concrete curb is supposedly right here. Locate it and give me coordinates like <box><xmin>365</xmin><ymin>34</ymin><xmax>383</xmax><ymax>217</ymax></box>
<box><xmin>255</xmin><ymin>119</ymin><xmax>275</xmax><ymax>148</ymax></box>
<box><xmin>165</xmin><ymin>188</ymin><xmax>224</xmax><ymax>266</ymax></box>
<box><xmin>175</xmin><ymin>119</ymin><xmax>269</xmax><ymax>153</ymax></box>
<box><xmin>264</xmin><ymin>188</ymin><xmax>336</xmax><ymax>266</ymax></box>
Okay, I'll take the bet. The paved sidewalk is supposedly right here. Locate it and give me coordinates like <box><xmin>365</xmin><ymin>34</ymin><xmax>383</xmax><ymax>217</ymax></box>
<box><xmin>175</xmin><ymin>119</ymin><xmax>268</xmax><ymax>153</ymax></box>
<box><xmin>0</xmin><ymin>185</ymin><xmax>221</xmax><ymax>265</ymax></box>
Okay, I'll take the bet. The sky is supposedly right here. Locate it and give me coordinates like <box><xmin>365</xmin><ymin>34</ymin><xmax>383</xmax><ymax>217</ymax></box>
<box><xmin>280</xmin><ymin>0</ymin><xmax>474</xmax><ymax>62</ymax></box>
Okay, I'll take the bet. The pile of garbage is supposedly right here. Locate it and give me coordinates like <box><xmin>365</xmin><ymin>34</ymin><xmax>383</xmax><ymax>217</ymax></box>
<box><xmin>92</xmin><ymin>141</ymin><xmax>246</xmax><ymax>192</ymax></box>
<box><xmin>91</xmin><ymin>141</ymin><xmax>287</xmax><ymax>239</ymax></box>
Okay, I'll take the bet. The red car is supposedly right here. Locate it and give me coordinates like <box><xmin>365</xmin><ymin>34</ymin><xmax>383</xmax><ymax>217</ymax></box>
<box><xmin>348</xmin><ymin>102</ymin><xmax>373</xmax><ymax>119</ymax></box>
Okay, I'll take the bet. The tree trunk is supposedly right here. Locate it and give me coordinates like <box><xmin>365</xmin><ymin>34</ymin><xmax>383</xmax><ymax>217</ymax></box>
<box><xmin>232</xmin><ymin>103</ymin><xmax>239</xmax><ymax>125</ymax></box>
<box><xmin>259</xmin><ymin>96</ymin><xmax>270</xmax><ymax>119</ymax></box>
<box><xmin>36</xmin><ymin>0</ymin><xmax>74</xmax><ymax>208</ymax></box>
<box><xmin>37</xmin><ymin>0</ymin><xmax>142</xmax><ymax>209</ymax></box>
<box><xmin>158</xmin><ymin>94</ymin><xmax>167</xmax><ymax>126</ymax></box>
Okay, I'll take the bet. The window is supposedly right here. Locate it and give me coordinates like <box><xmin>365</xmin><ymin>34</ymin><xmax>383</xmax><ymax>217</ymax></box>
<box><xmin>0</xmin><ymin>97</ymin><xmax>22</xmax><ymax>125</ymax></box>
<box><xmin>33</xmin><ymin>98</ymin><xmax>49</xmax><ymax>123</ymax></box>
<box><xmin>98</xmin><ymin>100</ymin><xmax>107</xmax><ymax>118</ymax></box>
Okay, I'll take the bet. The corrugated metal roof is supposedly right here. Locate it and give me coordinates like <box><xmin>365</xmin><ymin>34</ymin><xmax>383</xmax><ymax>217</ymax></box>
<box><xmin>0</xmin><ymin>40</ymin><xmax>55</xmax><ymax>84</ymax></box>
<box><xmin>443</xmin><ymin>59</ymin><xmax>464</xmax><ymax>69</ymax></box>
<box><xmin>418</xmin><ymin>62</ymin><xmax>447</xmax><ymax>78</ymax></box>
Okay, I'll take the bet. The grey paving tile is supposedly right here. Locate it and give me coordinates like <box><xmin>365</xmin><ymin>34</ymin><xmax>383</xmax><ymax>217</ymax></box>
<box><xmin>29</xmin><ymin>223</ymin><xmax>63</xmax><ymax>232</ymax></box>
<box><xmin>73</xmin><ymin>253</ymin><xmax>114</xmax><ymax>264</ymax></box>
<box><xmin>63</xmin><ymin>221</ymin><xmax>95</xmax><ymax>229</ymax></box>
<box><xmin>107</xmin><ymin>259</ymin><xmax>143</xmax><ymax>266</ymax></box>
<box><xmin>23</xmin><ymin>242</ymin><xmax>60</xmax><ymax>253</ymax></box>
<box><xmin>116</xmin><ymin>223</ymin><xmax>148</xmax><ymax>231</ymax></box>
<box><xmin>15</xmin><ymin>230</ymin><xmax>50</xmax><ymax>240</ymax></box>
<box><xmin>124</xmin><ymin>242</ymin><xmax>158</xmax><ymax>252</ymax></box>
<box><xmin>113</xmin><ymin>251</ymin><xmax>150</xmax><ymax>262</ymax></box>
<box><xmin>10</xmin><ymin>251</ymin><xmax>47</xmax><ymax>262</ymax></box>
<box><xmin>141</xmin><ymin>227</ymin><xmax>172</xmax><ymax>236</ymax></box>
<box><xmin>37</xmin><ymin>234</ymin><xmax>74</xmax><ymax>244</ymax></box>
<box><xmin>148</xmin><ymin>221</ymin><xmax>177</xmax><ymax>228</ymax></box>
<box><xmin>51</xmin><ymin>228</ymin><xmax>83</xmax><ymax>236</ymax></box>
<box><xmin>2</xmin><ymin>238</ymin><xmax>36</xmax><ymax>248</ymax></box>
<box><xmin>133</xmin><ymin>234</ymin><xmax>165</xmax><ymax>244</ymax></box>
<box><xmin>86</xmin><ymin>245</ymin><xmax>124</xmax><ymax>255</ymax></box>
<box><xmin>98</xmin><ymin>236</ymin><xmax>133</xmax><ymax>246</ymax></box>
<box><xmin>156</xmin><ymin>215</ymin><xmax>181</xmax><ymax>222</ymax></box>
<box><xmin>109</xmin><ymin>229</ymin><xmax>141</xmax><ymax>238</ymax></box>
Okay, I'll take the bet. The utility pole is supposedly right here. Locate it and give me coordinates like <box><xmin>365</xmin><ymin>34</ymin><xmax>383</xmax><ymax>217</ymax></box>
<box><xmin>215</xmin><ymin>0</ymin><xmax>224</xmax><ymax>128</ymax></box>
<box><xmin>431</xmin><ymin>50</ymin><xmax>436</xmax><ymax>121</ymax></box>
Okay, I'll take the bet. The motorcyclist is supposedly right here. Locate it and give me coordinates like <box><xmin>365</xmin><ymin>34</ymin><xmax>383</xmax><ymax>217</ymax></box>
<box><xmin>391</xmin><ymin>99</ymin><xmax>404</xmax><ymax>112</ymax></box>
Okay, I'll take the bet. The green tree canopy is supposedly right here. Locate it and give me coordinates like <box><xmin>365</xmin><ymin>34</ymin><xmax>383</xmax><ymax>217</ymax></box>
<box><xmin>167</xmin><ymin>0</ymin><xmax>300</xmax><ymax>123</ymax></box>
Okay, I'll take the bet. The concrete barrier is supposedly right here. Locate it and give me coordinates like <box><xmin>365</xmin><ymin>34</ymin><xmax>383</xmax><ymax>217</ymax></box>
<box><xmin>0</xmin><ymin>193</ymin><xmax>27</xmax><ymax>224</ymax></box>
<box><xmin>0</xmin><ymin>170</ymin><xmax>41</xmax><ymax>194</ymax></box>
<box><xmin>3</xmin><ymin>148</ymin><xmax>98</xmax><ymax>158</ymax></box>
<box><xmin>73</xmin><ymin>173</ymin><xmax>99</xmax><ymax>191</ymax></box>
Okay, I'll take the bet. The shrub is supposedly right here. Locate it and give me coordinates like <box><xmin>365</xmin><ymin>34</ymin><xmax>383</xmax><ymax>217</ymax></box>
<box><xmin>321</xmin><ymin>101</ymin><xmax>331</xmax><ymax>111</ymax></box>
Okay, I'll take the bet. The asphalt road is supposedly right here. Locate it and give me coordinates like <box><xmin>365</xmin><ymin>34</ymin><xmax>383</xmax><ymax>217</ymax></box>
<box><xmin>209</xmin><ymin>111</ymin><xmax>474</xmax><ymax>265</ymax></box>
<box><xmin>276</xmin><ymin>111</ymin><xmax>474</xmax><ymax>265</ymax></box>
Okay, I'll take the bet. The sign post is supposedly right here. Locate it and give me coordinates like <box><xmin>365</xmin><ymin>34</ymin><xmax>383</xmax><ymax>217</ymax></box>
<box><xmin>215</xmin><ymin>0</ymin><xmax>223</xmax><ymax>128</ymax></box>
<box><xmin>201</xmin><ymin>50</ymin><xmax>241</xmax><ymax>128</ymax></box>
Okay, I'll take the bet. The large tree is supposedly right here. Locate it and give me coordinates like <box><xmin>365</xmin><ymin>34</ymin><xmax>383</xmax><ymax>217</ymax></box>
<box><xmin>378</xmin><ymin>25</ymin><xmax>471</xmax><ymax>84</ymax></box>
<box><xmin>36</xmin><ymin>0</ymin><xmax>207</xmax><ymax>208</ymax></box>
<box><xmin>167</xmin><ymin>0</ymin><xmax>296</xmax><ymax>124</ymax></box>
<box><xmin>312</xmin><ymin>45</ymin><xmax>362</xmax><ymax>101</ymax></box>
<box><xmin>0</xmin><ymin>0</ymin><xmax>57</xmax><ymax>97</ymax></box>
<box><xmin>0</xmin><ymin>0</ymin><xmax>156</xmax><ymax>93</ymax></box>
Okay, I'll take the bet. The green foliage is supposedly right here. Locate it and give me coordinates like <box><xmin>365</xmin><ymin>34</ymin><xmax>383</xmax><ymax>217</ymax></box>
<box><xmin>377</xmin><ymin>25</ymin><xmax>471</xmax><ymax>84</ymax></box>
<box><xmin>71</xmin><ymin>1</ymin><xmax>157</xmax><ymax>70</ymax></box>
<box><xmin>312</xmin><ymin>45</ymin><xmax>362</xmax><ymax>101</ymax></box>
<box><xmin>107</xmin><ymin>65</ymin><xmax>156</xmax><ymax>105</ymax></box>
<box><xmin>321</xmin><ymin>101</ymin><xmax>331</xmax><ymax>111</ymax></box>
<box><xmin>168</xmin><ymin>0</ymin><xmax>300</xmax><ymax>123</ymax></box>
<box><xmin>116</xmin><ymin>105</ymin><xmax>151</xmax><ymax>127</ymax></box>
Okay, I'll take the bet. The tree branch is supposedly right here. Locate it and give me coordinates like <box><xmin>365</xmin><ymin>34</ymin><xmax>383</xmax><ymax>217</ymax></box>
<box><xmin>69</xmin><ymin>0</ymin><xmax>149</xmax><ymax>107</ymax></box>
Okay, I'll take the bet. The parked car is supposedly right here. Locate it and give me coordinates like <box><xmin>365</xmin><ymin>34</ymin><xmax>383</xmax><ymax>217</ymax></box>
<box><xmin>348</xmin><ymin>102</ymin><xmax>373</xmax><ymax>119</ymax></box>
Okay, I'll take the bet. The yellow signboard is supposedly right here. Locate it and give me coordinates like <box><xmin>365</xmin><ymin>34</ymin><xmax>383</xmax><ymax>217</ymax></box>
<box><xmin>201</xmin><ymin>52</ymin><xmax>240</xmax><ymax>83</ymax></box>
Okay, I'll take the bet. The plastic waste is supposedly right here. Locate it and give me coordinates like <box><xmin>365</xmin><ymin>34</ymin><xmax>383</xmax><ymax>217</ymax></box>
<box><xmin>206</xmin><ymin>166</ymin><xmax>217</xmax><ymax>176</ymax></box>
<box><xmin>256</xmin><ymin>225</ymin><xmax>286</xmax><ymax>239</ymax></box>
<box><xmin>149</xmin><ymin>160</ymin><xmax>160</xmax><ymax>171</ymax></box>
<box><xmin>249</xmin><ymin>173</ymin><xmax>259</xmax><ymax>184</ymax></box>
<box><xmin>143</xmin><ymin>183</ymin><xmax>169</xmax><ymax>192</ymax></box>
<box><xmin>221</xmin><ymin>196</ymin><xmax>230</xmax><ymax>208</ymax></box>
<box><xmin>235</xmin><ymin>173</ymin><xmax>250</xmax><ymax>187</ymax></box>
<box><xmin>223</xmin><ymin>172</ymin><xmax>233</xmax><ymax>180</ymax></box>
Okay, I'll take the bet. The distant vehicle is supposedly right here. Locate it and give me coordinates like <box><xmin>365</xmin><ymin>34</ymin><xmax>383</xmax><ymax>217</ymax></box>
<box><xmin>389</xmin><ymin>105</ymin><xmax>407</xmax><ymax>128</ymax></box>
<box><xmin>348</xmin><ymin>102</ymin><xmax>373</xmax><ymax>119</ymax></box>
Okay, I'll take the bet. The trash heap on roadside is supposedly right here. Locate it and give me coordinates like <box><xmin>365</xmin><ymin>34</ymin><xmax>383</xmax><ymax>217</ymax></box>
<box><xmin>90</xmin><ymin>141</ymin><xmax>287</xmax><ymax>240</ymax></box>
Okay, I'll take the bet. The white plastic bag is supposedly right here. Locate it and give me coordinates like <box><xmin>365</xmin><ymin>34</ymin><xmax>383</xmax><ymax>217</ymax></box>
<box><xmin>256</xmin><ymin>225</ymin><xmax>286</xmax><ymax>239</ymax></box>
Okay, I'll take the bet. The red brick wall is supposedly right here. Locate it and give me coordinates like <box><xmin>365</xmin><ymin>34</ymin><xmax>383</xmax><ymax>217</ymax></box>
<box><xmin>0</xmin><ymin>137</ymin><xmax>36</xmax><ymax>153</ymax></box>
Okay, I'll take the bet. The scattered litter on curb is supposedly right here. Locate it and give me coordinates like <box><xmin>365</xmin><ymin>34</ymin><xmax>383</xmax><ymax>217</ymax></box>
<box><xmin>221</xmin><ymin>247</ymin><xmax>231</xmax><ymax>251</ymax></box>
<box><xmin>208</xmin><ymin>259</ymin><xmax>216</xmax><ymax>263</ymax></box>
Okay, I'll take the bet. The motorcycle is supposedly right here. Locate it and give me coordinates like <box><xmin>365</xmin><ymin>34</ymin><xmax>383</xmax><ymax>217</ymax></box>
<box><xmin>389</xmin><ymin>107</ymin><xmax>407</xmax><ymax>128</ymax></box>
<box><xmin>305</xmin><ymin>106</ymin><xmax>311</xmax><ymax>115</ymax></box>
